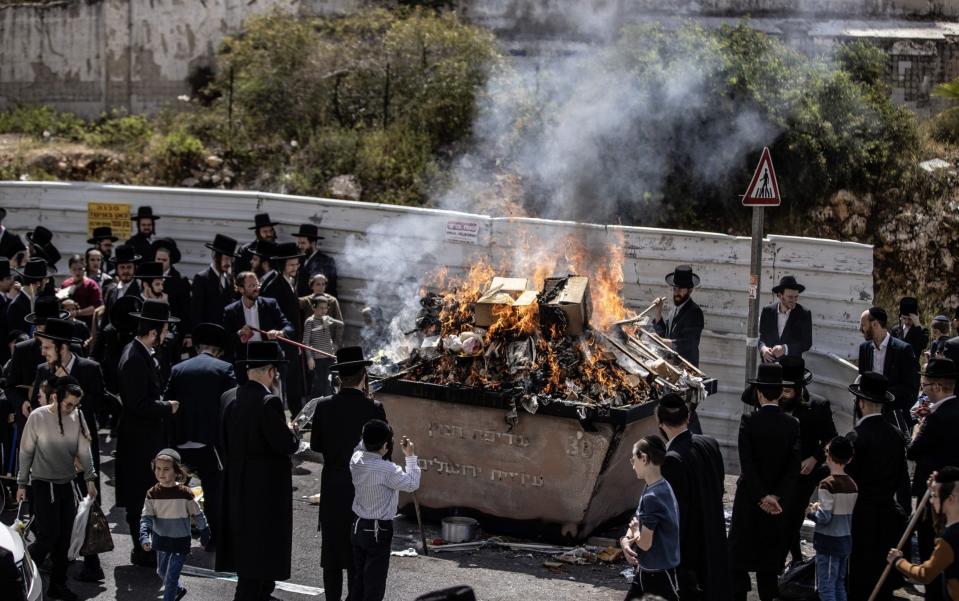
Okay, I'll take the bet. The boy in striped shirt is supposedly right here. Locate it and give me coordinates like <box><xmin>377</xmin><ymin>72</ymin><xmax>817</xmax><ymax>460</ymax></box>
<box><xmin>302</xmin><ymin>295</ymin><xmax>343</xmax><ymax>397</ymax></box>
<box><xmin>808</xmin><ymin>436</ymin><xmax>859</xmax><ymax>601</ymax></box>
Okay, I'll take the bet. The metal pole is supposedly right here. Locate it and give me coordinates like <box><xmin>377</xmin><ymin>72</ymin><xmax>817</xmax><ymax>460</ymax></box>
<box><xmin>745</xmin><ymin>206</ymin><xmax>764</xmax><ymax>385</ymax></box>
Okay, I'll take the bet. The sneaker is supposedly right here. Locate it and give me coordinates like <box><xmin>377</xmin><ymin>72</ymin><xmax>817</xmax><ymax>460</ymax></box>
<box><xmin>77</xmin><ymin>565</ymin><xmax>105</xmax><ymax>582</ymax></box>
<box><xmin>47</xmin><ymin>583</ymin><xmax>79</xmax><ymax>601</ymax></box>
<box><xmin>175</xmin><ymin>586</ymin><xmax>187</xmax><ymax>601</ymax></box>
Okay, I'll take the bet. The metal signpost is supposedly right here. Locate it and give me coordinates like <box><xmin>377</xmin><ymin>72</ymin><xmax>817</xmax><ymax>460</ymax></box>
<box><xmin>742</xmin><ymin>147</ymin><xmax>781</xmax><ymax>384</ymax></box>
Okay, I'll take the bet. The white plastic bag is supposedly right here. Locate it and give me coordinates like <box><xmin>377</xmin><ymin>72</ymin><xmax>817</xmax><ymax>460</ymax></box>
<box><xmin>68</xmin><ymin>494</ymin><xmax>95</xmax><ymax>560</ymax></box>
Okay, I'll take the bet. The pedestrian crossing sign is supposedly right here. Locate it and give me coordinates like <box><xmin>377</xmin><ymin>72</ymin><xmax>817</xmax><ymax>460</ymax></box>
<box><xmin>742</xmin><ymin>147</ymin><xmax>781</xmax><ymax>206</ymax></box>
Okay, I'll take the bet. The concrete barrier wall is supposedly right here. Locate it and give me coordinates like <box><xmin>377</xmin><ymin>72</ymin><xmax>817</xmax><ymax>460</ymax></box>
<box><xmin>0</xmin><ymin>181</ymin><xmax>872</xmax><ymax>470</ymax></box>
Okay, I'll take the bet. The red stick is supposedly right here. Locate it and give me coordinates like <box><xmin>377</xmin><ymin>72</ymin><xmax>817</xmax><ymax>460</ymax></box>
<box><xmin>249</xmin><ymin>327</ymin><xmax>336</xmax><ymax>360</ymax></box>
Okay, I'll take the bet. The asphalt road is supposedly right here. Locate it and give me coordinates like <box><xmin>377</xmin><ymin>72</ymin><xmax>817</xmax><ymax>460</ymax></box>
<box><xmin>4</xmin><ymin>432</ymin><xmax>630</xmax><ymax>601</ymax></box>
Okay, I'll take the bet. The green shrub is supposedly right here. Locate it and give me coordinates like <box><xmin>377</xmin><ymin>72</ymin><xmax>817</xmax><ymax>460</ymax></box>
<box><xmin>153</xmin><ymin>129</ymin><xmax>206</xmax><ymax>181</ymax></box>
<box><xmin>0</xmin><ymin>105</ymin><xmax>87</xmax><ymax>140</ymax></box>
<box><xmin>929</xmin><ymin>108</ymin><xmax>959</xmax><ymax>144</ymax></box>
<box><xmin>85</xmin><ymin>111</ymin><xmax>153</xmax><ymax>149</ymax></box>
<box><xmin>355</xmin><ymin>126</ymin><xmax>435</xmax><ymax>204</ymax></box>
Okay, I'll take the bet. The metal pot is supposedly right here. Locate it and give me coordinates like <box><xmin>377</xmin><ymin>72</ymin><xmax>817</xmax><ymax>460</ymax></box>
<box><xmin>441</xmin><ymin>517</ymin><xmax>478</xmax><ymax>543</ymax></box>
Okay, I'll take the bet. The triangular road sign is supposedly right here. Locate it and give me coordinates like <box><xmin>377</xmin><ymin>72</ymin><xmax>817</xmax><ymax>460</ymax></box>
<box><xmin>742</xmin><ymin>147</ymin><xmax>781</xmax><ymax>206</ymax></box>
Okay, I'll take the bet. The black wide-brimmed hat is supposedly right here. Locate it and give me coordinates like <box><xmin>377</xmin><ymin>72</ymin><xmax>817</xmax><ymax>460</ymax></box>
<box><xmin>292</xmin><ymin>224</ymin><xmax>324</xmax><ymax>240</ymax></box>
<box><xmin>249</xmin><ymin>213</ymin><xmax>279</xmax><ymax>230</ymax></box>
<box><xmin>779</xmin><ymin>355</ymin><xmax>813</xmax><ymax>387</ymax></box>
<box><xmin>848</xmin><ymin>371</ymin><xmax>895</xmax><ymax>404</ymax></box>
<box><xmin>664</xmin><ymin>265</ymin><xmax>700</xmax><ymax>288</ymax></box>
<box><xmin>130</xmin><ymin>299</ymin><xmax>180</xmax><ymax>323</ymax></box>
<box><xmin>108</xmin><ymin>244</ymin><xmax>142</xmax><ymax>266</ymax></box>
<box><xmin>249</xmin><ymin>240</ymin><xmax>277</xmax><ymax>259</ymax></box>
<box><xmin>268</xmin><ymin>242</ymin><xmax>305</xmax><ymax>262</ymax></box>
<box><xmin>110</xmin><ymin>296</ymin><xmax>143</xmax><ymax>333</ymax></box>
<box><xmin>134</xmin><ymin>261</ymin><xmax>171</xmax><ymax>280</ymax></box>
<box><xmin>32</xmin><ymin>242</ymin><xmax>61</xmax><ymax>267</ymax></box>
<box><xmin>14</xmin><ymin>257</ymin><xmax>55</xmax><ymax>281</ymax></box>
<box><xmin>87</xmin><ymin>226</ymin><xmax>119</xmax><ymax>244</ymax></box>
<box><xmin>330</xmin><ymin>346</ymin><xmax>373</xmax><ymax>374</ymax></box>
<box><xmin>25</xmin><ymin>225</ymin><xmax>53</xmax><ymax>247</ymax></box>
<box><xmin>772</xmin><ymin>275</ymin><xmax>805</xmax><ymax>294</ymax></box>
<box><xmin>920</xmin><ymin>357</ymin><xmax>958</xmax><ymax>380</ymax></box>
<box><xmin>747</xmin><ymin>362</ymin><xmax>794</xmax><ymax>387</ymax></box>
<box><xmin>35</xmin><ymin>318</ymin><xmax>82</xmax><ymax>344</ymax></box>
<box><xmin>131</xmin><ymin>206</ymin><xmax>160</xmax><ymax>221</ymax></box>
<box><xmin>24</xmin><ymin>296</ymin><xmax>69</xmax><ymax>325</ymax></box>
<box><xmin>192</xmin><ymin>323</ymin><xmax>228</xmax><ymax>349</ymax></box>
<box><xmin>205</xmin><ymin>234</ymin><xmax>240</xmax><ymax>257</ymax></box>
<box><xmin>0</xmin><ymin>258</ymin><xmax>9</xmax><ymax>279</ymax></box>
<box><xmin>236</xmin><ymin>341</ymin><xmax>288</xmax><ymax>367</ymax></box>
<box><xmin>151</xmin><ymin>238</ymin><xmax>181</xmax><ymax>264</ymax></box>
<box><xmin>898</xmin><ymin>297</ymin><xmax>919</xmax><ymax>316</ymax></box>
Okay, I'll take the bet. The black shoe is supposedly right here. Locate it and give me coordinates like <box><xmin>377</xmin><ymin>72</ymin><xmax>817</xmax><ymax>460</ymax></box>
<box><xmin>47</xmin><ymin>583</ymin><xmax>79</xmax><ymax>601</ymax></box>
<box><xmin>130</xmin><ymin>548</ymin><xmax>157</xmax><ymax>567</ymax></box>
<box><xmin>175</xmin><ymin>586</ymin><xmax>187</xmax><ymax>601</ymax></box>
<box><xmin>77</xmin><ymin>565</ymin><xmax>105</xmax><ymax>581</ymax></box>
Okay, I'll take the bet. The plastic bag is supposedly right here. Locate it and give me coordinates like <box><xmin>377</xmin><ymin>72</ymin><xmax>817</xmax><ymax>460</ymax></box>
<box><xmin>68</xmin><ymin>494</ymin><xmax>94</xmax><ymax>560</ymax></box>
<box><xmin>778</xmin><ymin>558</ymin><xmax>818</xmax><ymax>601</ymax></box>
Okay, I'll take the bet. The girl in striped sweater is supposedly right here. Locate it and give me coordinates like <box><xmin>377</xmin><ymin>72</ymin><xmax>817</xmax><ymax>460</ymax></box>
<box><xmin>139</xmin><ymin>448</ymin><xmax>210</xmax><ymax>601</ymax></box>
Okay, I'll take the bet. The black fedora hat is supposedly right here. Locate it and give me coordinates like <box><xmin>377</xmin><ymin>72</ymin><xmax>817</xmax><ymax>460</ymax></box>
<box><xmin>130</xmin><ymin>299</ymin><xmax>180</xmax><ymax>323</ymax></box>
<box><xmin>151</xmin><ymin>238</ymin><xmax>181</xmax><ymax>264</ymax></box>
<box><xmin>772</xmin><ymin>275</ymin><xmax>805</xmax><ymax>294</ymax></box>
<box><xmin>205</xmin><ymin>234</ymin><xmax>240</xmax><ymax>258</ymax></box>
<box><xmin>249</xmin><ymin>213</ymin><xmax>280</xmax><ymax>230</ymax></box>
<box><xmin>268</xmin><ymin>242</ymin><xmax>305</xmax><ymax>262</ymax></box>
<box><xmin>32</xmin><ymin>242</ymin><xmax>61</xmax><ymax>267</ymax></box>
<box><xmin>898</xmin><ymin>297</ymin><xmax>919</xmax><ymax>316</ymax></box>
<box><xmin>14</xmin><ymin>257</ymin><xmax>55</xmax><ymax>282</ymax></box>
<box><xmin>192</xmin><ymin>323</ymin><xmax>228</xmax><ymax>349</ymax></box>
<box><xmin>87</xmin><ymin>226</ymin><xmax>119</xmax><ymax>244</ymax></box>
<box><xmin>848</xmin><ymin>372</ymin><xmax>895</xmax><ymax>404</ymax></box>
<box><xmin>249</xmin><ymin>239</ymin><xmax>278</xmax><ymax>259</ymax></box>
<box><xmin>330</xmin><ymin>346</ymin><xmax>373</xmax><ymax>374</ymax></box>
<box><xmin>131</xmin><ymin>206</ymin><xmax>161</xmax><ymax>221</ymax></box>
<box><xmin>134</xmin><ymin>261</ymin><xmax>171</xmax><ymax>280</ymax></box>
<box><xmin>292</xmin><ymin>223</ymin><xmax>324</xmax><ymax>240</ymax></box>
<box><xmin>236</xmin><ymin>341</ymin><xmax>288</xmax><ymax>366</ymax></box>
<box><xmin>0</xmin><ymin>257</ymin><xmax>10</xmax><ymax>280</ymax></box>
<box><xmin>24</xmin><ymin>296</ymin><xmax>69</xmax><ymax>325</ymax></box>
<box><xmin>25</xmin><ymin>225</ymin><xmax>53</xmax><ymax>247</ymax></box>
<box><xmin>779</xmin><ymin>355</ymin><xmax>813</xmax><ymax>386</ymax></box>
<box><xmin>35</xmin><ymin>318</ymin><xmax>82</xmax><ymax>344</ymax></box>
<box><xmin>108</xmin><ymin>244</ymin><xmax>142</xmax><ymax>266</ymax></box>
<box><xmin>664</xmin><ymin>265</ymin><xmax>700</xmax><ymax>288</ymax></box>
<box><xmin>110</xmin><ymin>296</ymin><xmax>143</xmax><ymax>333</ymax></box>
<box><xmin>920</xmin><ymin>357</ymin><xmax>958</xmax><ymax>380</ymax></box>
<box><xmin>747</xmin><ymin>362</ymin><xmax>794</xmax><ymax>387</ymax></box>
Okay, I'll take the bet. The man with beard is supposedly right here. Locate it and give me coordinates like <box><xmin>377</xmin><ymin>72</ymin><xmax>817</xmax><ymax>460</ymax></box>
<box><xmin>152</xmin><ymin>238</ymin><xmax>192</xmax><ymax>339</ymax></box>
<box><xmin>858</xmin><ymin>306</ymin><xmax>919</xmax><ymax>434</ymax></box>
<box><xmin>223</xmin><ymin>272</ymin><xmax>292</xmax><ymax>359</ymax></box>
<box><xmin>311</xmin><ymin>346</ymin><xmax>387</xmax><ymax>601</ymax></box>
<box><xmin>98</xmin><ymin>244</ymin><xmax>142</xmax><ymax>331</ymax></box>
<box><xmin>728</xmin><ymin>363</ymin><xmax>800</xmax><ymax>601</ymax></box>
<box><xmin>134</xmin><ymin>261</ymin><xmax>176</xmax><ymax>378</ymax></box>
<box><xmin>260</xmin><ymin>243</ymin><xmax>305</xmax><ymax>414</ymax></box>
<box><xmin>293</xmin><ymin>224</ymin><xmax>337</xmax><ymax>298</ymax></box>
<box><xmin>116</xmin><ymin>300</ymin><xmax>180</xmax><ymax>567</ymax></box>
<box><xmin>653</xmin><ymin>265</ymin><xmax>705</xmax><ymax>368</ymax></box>
<box><xmin>86</xmin><ymin>226</ymin><xmax>118</xmax><ymax>262</ymax></box>
<box><xmin>191</xmin><ymin>234</ymin><xmax>239</xmax><ymax>329</ymax></box>
<box><xmin>759</xmin><ymin>276</ymin><xmax>813</xmax><ymax>363</ymax></box>
<box><xmin>235</xmin><ymin>213</ymin><xmax>279</xmax><ymax>276</ymax></box>
<box><xmin>8</xmin><ymin>258</ymin><xmax>54</xmax><ymax>334</ymax></box>
<box><xmin>126</xmin><ymin>205</ymin><xmax>159</xmax><ymax>260</ymax></box>
<box><xmin>217</xmin><ymin>341</ymin><xmax>299</xmax><ymax>601</ymax></box>
<box><xmin>892</xmin><ymin>297</ymin><xmax>930</xmax><ymax>367</ymax></box>
<box><xmin>778</xmin><ymin>355</ymin><xmax>838</xmax><ymax>564</ymax></box>
<box><xmin>657</xmin><ymin>392</ymin><xmax>731</xmax><ymax>601</ymax></box>
<box><xmin>846</xmin><ymin>372</ymin><xmax>909</xmax><ymax>601</ymax></box>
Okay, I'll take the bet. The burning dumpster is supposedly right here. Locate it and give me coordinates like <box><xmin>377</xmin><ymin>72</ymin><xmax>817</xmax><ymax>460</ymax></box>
<box><xmin>370</xmin><ymin>259</ymin><xmax>716</xmax><ymax>540</ymax></box>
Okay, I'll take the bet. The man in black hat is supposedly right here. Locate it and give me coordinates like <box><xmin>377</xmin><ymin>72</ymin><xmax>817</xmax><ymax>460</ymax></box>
<box><xmin>759</xmin><ymin>275</ymin><xmax>813</xmax><ymax>363</ymax></box>
<box><xmin>165</xmin><ymin>323</ymin><xmax>236</xmax><ymax>549</ymax></box>
<box><xmin>907</xmin><ymin>358</ymin><xmax>959</xmax><ymax>601</ymax></box>
<box><xmin>311</xmin><ymin>346</ymin><xmax>388</xmax><ymax>601</ymax></box>
<box><xmin>892</xmin><ymin>296</ymin><xmax>929</xmax><ymax>367</ymax></box>
<box><xmin>0</xmin><ymin>207</ymin><xmax>26</xmax><ymax>263</ymax></box>
<box><xmin>858</xmin><ymin>306</ymin><xmax>919</xmax><ymax>433</ymax></box>
<box><xmin>116</xmin><ymin>299</ymin><xmax>181</xmax><ymax>566</ymax></box>
<box><xmin>8</xmin><ymin>257</ymin><xmax>55</xmax><ymax>335</ymax></box>
<box><xmin>25</xmin><ymin>226</ymin><xmax>61</xmax><ymax>275</ymax></box>
<box><xmin>777</xmin><ymin>356</ymin><xmax>838</xmax><ymax>564</ymax></box>
<box><xmin>235</xmin><ymin>213</ymin><xmax>279</xmax><ymax>276</ymax></box>
<box><xmin>928</xmin><ymin>315</ymin><xmax>951</xmax><ymax>359</ymax></box>
<box><xmin>152</xmin><ymin>238</ymin><xmax>192</xmax><ymax>339</ymax></box>
<box><xmin>261</xmin><ymin>242</ymin><xmax>306</xmax><ymax>414</ymax></box>
<box><xmin>217</xmin><ymin>341</ymin><xmax>299</xmax><ymax>601</ymax></box>
<box><xmin>87</xmin><ymin>226</ymin><xmax>118</xmax><ymax>261</ymax></box>
<box><xmin>126</xmin><ymin>205</ymin><xmax>159</xmax><ymax>260</ymax></box>
<box><xmin>728</xmin><ymin>363</ymin><xmax>801</xmax><ymax>601</ymax></box>
<box><xmin>29</xmin><ymin>317</ymin><xmax>108</xmax><ymax>581</ymax></box>
<box><xmin>99</xmin><ymin>244</ymin><xmax>142</xmax><ymax>331</ymax></box>
<box><xmin>223</xmin><ymin>272</ymin><xmax>293</xmax><ymax>358</ymax></box>
<box><xmin>653</xmin><ymin>265</ymin><xmax>705</xmax><ymax>368</ymax></box>
<box><xmin>657</xmin><ymin>392</ymin><xmax>731</xmax><ymax>601</ymax></box>
<box><xmin>0</xmin><ymin>258</ymin><xmax>13</xmax><ymax>365</ymax></box>
<box><xmin>293</xmin><ymin>223</ymin><xmax>338</xmax><ymax>298</ymax></box>
<box><xmin>191</xmin><ymin>234</ymin><xmax>239</xmax><ymax>329</ymax></box>
<box><xmin>846</xmin><ymin>372</ymin><xmax>909</xmax><ymax>601</ymax></box>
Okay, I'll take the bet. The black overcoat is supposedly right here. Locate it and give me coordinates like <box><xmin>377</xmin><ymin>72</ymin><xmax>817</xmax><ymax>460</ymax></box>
<box><xmin>310</xmin><ymin>388</ymin><xmax>387</xmax><ymax>569</ymax></box>
<box><xmin>5</xmin><ymin>293</ymin><xmax>30</xmax><ymax>336</ymax></box>
<box><xmin>216</xmin><ymin>381</ymin><xmax>299</xmax><ymax>580</ymax></box>
<box><xmin>758</xmin><ymin>302</ymin><xmax>813</xmax><ymax>357</ymax></box>
<box><xmin>891</xmin><ymin>323</ymin><xmax>929</xmax><ymax>366</ymax></box>
<box><xmin>296</xmin><ymin>250</ymin><xmax>338</xmax><ymax>298</ymax></box>
<box><xmin>125</xmin><ymin>232</ymin><xmax>154</xmax><ymax>261</ymax></box>
<box><xmin>190</xmin><ymin>266</ymin><xmax>235</xmax><ymax>329</ymax></box>
<box><xmin>166</xmin><ymin>352</ymin><xmax>237</xmax><ymax>448</ymax></box>
<box><xmin>99</xmin><ymin>280</ymin><xmax>142</xmax><ymax>330</ymax></box>
<box><xmin>907</xmin><ymin>396</ymin><xmax>959</xmax><ymax>495</ymax></box>
<box><xmin>857</xmin><ymin>336</ymin><xmax>919</xmax><ymax>415</ymax></box>
<box><xmin>260</xmin><ymin>271</ymin><xmax>304</xmax><ymax>410</ymax></box>
<box><xmin>652</xmin><ymin>298</ymin><xmax>705</xmax><ymax>367</ymax></box>
<box><xmin>727</xmin><ymin>404</ymin><xmax>800</xmax><ymax>572</ymax></box>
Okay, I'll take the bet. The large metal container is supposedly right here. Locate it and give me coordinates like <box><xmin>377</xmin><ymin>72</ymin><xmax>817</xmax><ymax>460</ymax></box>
<box><xmin>378</xmin><ymin>379</ymin><xmax>714</xmax><ymax>540</ymax></box>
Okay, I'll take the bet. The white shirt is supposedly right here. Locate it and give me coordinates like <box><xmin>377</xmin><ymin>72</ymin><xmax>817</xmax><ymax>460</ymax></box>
<box><xmin>776</xmin><ymin>303</ymin><xmax>792</xmax><ymax>354</ymax></box>
<box><xmin>241</xmin><ymin>300</ymin><xmax>262</xmax><ymax>341</ymax></box>
<box><xmin>350</xmin><ymin>446</ymin><xmax>421</xmax><ymax>521</ymax></box>
<box><xmin>872</xmin><ymin>332</ymin><xmax>891</xmax><ymax>375</ymax></box>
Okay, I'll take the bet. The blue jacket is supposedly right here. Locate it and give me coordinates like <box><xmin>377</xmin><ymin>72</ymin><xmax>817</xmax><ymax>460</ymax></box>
<box><xmin>166</xmin><ymin>352</ymin><xmax>237</xmax><ymax>448</ymax></box>
<box><xmin>222</xmin><ymin>296</ymin><xmax>294</xmax><ymax>352</ymax></box>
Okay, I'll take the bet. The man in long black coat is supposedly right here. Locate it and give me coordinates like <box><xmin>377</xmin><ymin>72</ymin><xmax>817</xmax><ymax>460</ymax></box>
<box><xmin>222</xmin><ymin>273</ymin><xmax>293</xmax><ymax>361</ymax></box>
<box><xmin>0</xmin><ymin>258</ymin><xmax>12</xmax><ymax>366</ymax></box>
<box><xmin>191</xmin><ymin>235</ymin><xmax>239</xmax><ymax>329</ymax></box>
<box><xmin>846</xmin><ymin>372</ymin><xmax>909</xmax><ymax>601</ymax></box>
<box><xmin>99</xmin><ymin>244</ymin><xmax>142</xmax><ymax>330</ymax></box>
<box><xmin>759</xmin><ymin>275</ymin><xmax>813</xmax><ymax>363</ymax></box>
<box><xmin>293</xmin><ymin>224</ymin><xmax>338</xmax><ymax>298</ymax></box>
<box><xmin>126</xmin><ymin>205</ymin><xmax>159</xmax><ymax>261</ymax></box>
<box><xmin>234</xmin><ymin>213</ymin><xmax>278</xmax><ymax>276</ymax></box>
<box><xmin>891</xmin><ymin>297</ymin><xmax>929</xmax><ymax>366</ymax></box>
<box><xmin>217</xmin><ymin>341</ymin><xmax>299</xmax><ymax>601</ymax></box>
<box><xmin>116</xmin><ymin>300</ymin><xmax>180</xmax><ymax>567</ymax></box>
<box><xmin>310</xmin><ymin>346</ymin><xmax>387</xmax><ymax>601</ymax></box>
<box><xmin>2</xmin><ymin>297</ymin><xmax>68</xmax><ymax>421</ymax></box>
<box><xmin>858</xmin><ymin>306</ymin><xmax>919</xmax><ymax>433</ymax></box>
<box><xmin>658</xmin><ymin>393</ymin><xmax>731</xmax><ymax>601</ymax></box>
<box><xmin>728</xmin><ymin>363</ymin><xmax>801</xmax><ymax>601</ymax></box>
<box><xmin>653</xmin><ymin>265</ymin><xmax>705</xmax><ymax>368</ymax></box>
<box><xmin>0</xmin><ymin>207</ymin><xmax>26</xmax><ymax>262</ymax></box>
<box><xmin>260</xmin><ymin>243</ymin><xmax>305</xmax><ymax>414</ymax></box>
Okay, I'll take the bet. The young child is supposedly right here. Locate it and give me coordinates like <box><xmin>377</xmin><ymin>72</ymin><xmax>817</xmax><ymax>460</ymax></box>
<box><xmin>888</xmin><ymin>466</ymin><xmax>959</xmax><ymax>601</ymax></box>
<box><xmin>620</xmin><ymin>435</ymin><xmax>681</xmax><ymax>601</ymax></box>
<box><xmin>302</xmin><ymin>295</ymin><xmax>343</xmax><ymax>397</ymax></box>
<box><xmin>807</xmin><ymin>436</ymin><xmax>859</xmax><ymax>601</ymax></box>
<box><xmin>140</xmin><ymin>449</ymin><xmax>210</xmax><ymax>601</ymax></box>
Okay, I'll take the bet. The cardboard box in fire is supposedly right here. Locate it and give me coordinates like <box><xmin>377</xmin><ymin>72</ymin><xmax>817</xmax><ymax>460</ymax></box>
<box><xmin>474</xmin><ymin>277</ymin><xmax>538</xmax><ymax>327</ymax></box>
<box><xmin>542</xmin><ymin>276</ymin><xmax>591</xmax><ymax>336</ymax></box>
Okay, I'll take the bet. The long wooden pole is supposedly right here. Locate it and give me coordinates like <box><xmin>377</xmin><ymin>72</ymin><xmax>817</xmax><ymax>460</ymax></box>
<box><xmin>867</xmin><ymin>486</ymin><xmax>933</xmax><ymax>601</ymax></box>
<box><xmin>250</xmin><ymin>327</ymin><xmax>336</xmax><ymax>360</ymax></box>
